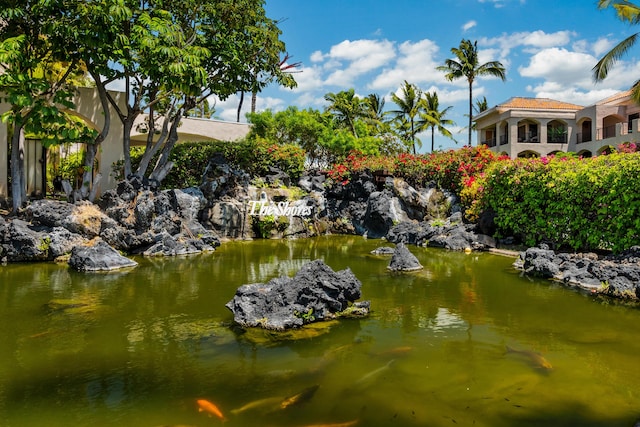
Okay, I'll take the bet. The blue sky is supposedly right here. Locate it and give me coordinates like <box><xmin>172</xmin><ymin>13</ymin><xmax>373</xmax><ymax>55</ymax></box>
<box><xmin>212</xmin><ymin>0</ymin><xmax>640</xmax><ymax>152</ymax></box>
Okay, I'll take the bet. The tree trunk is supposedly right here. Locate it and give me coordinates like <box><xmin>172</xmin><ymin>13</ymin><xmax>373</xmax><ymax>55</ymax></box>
<box><xmin>82</xmin><ymin>69</ymin><xmax>112</xmax><ymax>199</ymax></box>
<box><xmin>122</xmin><ymin>119</ymin><xmax>134</xmax><ymax>179</ymax></box>
<box><xmin>135</xmin><ymin>110</ymin><xmax>171</xmax><ymax>179</ymax></box>
<box><xmin>411</xmin><ymin>119</ymin><xmax>416</xmax><ymax>155</ymax></box>
<box><xmin>251</xmin><ymin>90</ymin><xmax>257</xmax><ymax>113</ymax></box>
<box><xmin>149</xmin><ymin>111</ymin><xmax>181</xmax><ymax>184</ymax></box>
<box><xmin>237</xmin><ymin>91</ymin><xmax>244</xmax><ymax>122</ymax></box>
<box><xmin>468</xmin><ymin>80</ymin><xmax>473</xmax><ymax>146</ymax></box>
<box><xmin>10</xmin><ymin>122</ymin><xmax>25</xmax><ymax>213</ymax></box>
<box><xmin>431</xmin><ymin>127</ymin><xmax>435</xmax><ymax>153</ymax></box>
<box><xmin>80</xmin><ymin>143</ymin><xmax>97</xmax><ymax>199</ymax></box>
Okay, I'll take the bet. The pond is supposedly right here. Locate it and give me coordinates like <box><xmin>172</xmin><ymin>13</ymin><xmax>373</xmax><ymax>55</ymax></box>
<box><xmin>0</xmin><ymin>236</ymin><xmax>639</xmax><ymax>427</ymax></box>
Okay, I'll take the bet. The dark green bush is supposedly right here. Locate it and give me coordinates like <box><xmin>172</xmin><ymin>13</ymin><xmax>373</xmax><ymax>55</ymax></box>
<box><xmin>123</xmin><ymin>139</ymin><xmax>306</xmax><ymax>189</ymax></box>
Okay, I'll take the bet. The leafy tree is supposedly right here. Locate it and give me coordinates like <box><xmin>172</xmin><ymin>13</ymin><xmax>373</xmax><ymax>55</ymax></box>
<box><xmin>76</xmin><ymin>0</ymin><xmax>293</xmax><ymax>187</ymax></box>
<box><xmin>593</xmin><ymin>0</ymin><xmax>640</xmax><ymax>102</ymax></box>
<box><xmin>389</xmin><ymin>80</ymin><xmax>423</xmax><ymax>154</ymax></box>
<box><xmin>0</xmin><ymin>0</ymin><xmax>83</xmax><ymax>212</ymax></box>
<box><xmin>247</xmin><ymin>107</ymin><xmax>328</xmax><ymax>166</ymax></box>
<box><xmin>437</xmin><ymin>39</ymin><xmax>506</xmax><ymax>146</ymax></box>
<box><xmin>420</xmin><ymin>91</ymin><xmax>456</xmax><ymax>152</ymax></box>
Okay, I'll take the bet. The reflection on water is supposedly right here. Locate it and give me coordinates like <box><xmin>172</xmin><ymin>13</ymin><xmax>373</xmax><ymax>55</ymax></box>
<box><xmin>1</xmin><ymin>236</ymin><xmax>640</xmax><ymax>426</ymax></box>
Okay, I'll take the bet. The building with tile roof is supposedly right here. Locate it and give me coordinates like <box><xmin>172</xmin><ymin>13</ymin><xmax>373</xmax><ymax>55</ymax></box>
<box><xmin>474</xmin><ymin>90</ymin><xmax>640</xmax><ymax>158</ymax></box>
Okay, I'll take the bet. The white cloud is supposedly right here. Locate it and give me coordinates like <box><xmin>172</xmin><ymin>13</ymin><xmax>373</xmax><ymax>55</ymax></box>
<box><xmin>295</xmin><ymin>92</ymin><xmax>328</xmax><ymax>109</ymax></box>
<box><xmin>463</xmin><ymin>20</ymin><xmax>477</xmax><ymax>32</ymax></box>
<box><xmin>480</xmin><ymin>30</ymin><xmax>573</xmax><ymax>59</ymax></box>
<box><xmin>518</xmin><ymin>47</ymin><xmax>595</xmax><ymax>86</ymax></box>
<box><xmin>592</xmin><ymin>37</ymin><xmax>616</xmax><ymax>57</ymax></box>
<box><xmin>369</xmin><ymin>39</ymin><xmax>443</xmax><ymax>90</ymax></box>
<box><xmin>290</xmin><ymin>65</ymin><xmax>325</xmax><ymax>92</ymax></box>
<box><xmin>254</xmin><ymin>96</ymin><xmax>286</xmax><ymax>112</ymax></box>
<box><xmin>478</xmin><ymin>0</ymin><xmax>526</xmax><ymax>7</ymax></box>
<box><xmin>323</xmin><ymin>39</ymin><xmax>396</xmax><ymax>86</ymax></box>
<box><xmin>310</xmin><ymin>50</ymin><xmax>324</xmax><ymax>62</ymax></box>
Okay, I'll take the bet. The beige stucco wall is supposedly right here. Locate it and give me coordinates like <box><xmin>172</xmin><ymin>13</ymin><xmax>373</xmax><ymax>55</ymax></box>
<box><xmin>0</xmin><ymin>87</ymin><xmax>251</xmax><ymax>200</ymax></box>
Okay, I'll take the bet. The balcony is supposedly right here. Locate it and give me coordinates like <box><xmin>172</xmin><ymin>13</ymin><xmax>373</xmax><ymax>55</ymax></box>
<box><xmin>547</xmin><ymin>134</ymin><xmax>567</xmax><ymax>143</ymax></box>
<box><xmin>482</xmin><ymin>138</ymin><xmax>497</xmax><ymax>148</ymax></box>
<box><xmin>577</xmin><ymin>132</ymin><xmax>592</xmax><ymax>144</ymax></box>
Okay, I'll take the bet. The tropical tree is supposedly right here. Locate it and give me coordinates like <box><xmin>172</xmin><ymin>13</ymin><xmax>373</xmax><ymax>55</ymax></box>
<box><xmin>80</xmin><ymin>0</ymin><xmax>293</xmax><ymax>185</ymax></box>
<box><xmin>324</xmin><ymin>89</ymin><xmax>365</xmax><ymax>137</ymax></box>
<box><xmin>0</xmin><ymin>0</ymin><xmax>84</xmax><ymax>212</ymax></box>
<box><xmin>474</xmin><ymin>96</ymin><xmax>489</xmax><ymax>115</ymax></box>
<box><xmin>593</xmin><ymin>1</ymin><xmax>640</xmax><ymax>102</ymax></box>
<box><xmin>420</xmin><ymin>91</ymin><xmax>456</xmax><ymax>152</ymax></box>
<box><xmin>437</xmin><ymin>39</ymin><xmax>506</xmax><ymax>146</ymax></box>
<box><xmin>389</xmin><ymin>80</ymin><xmax>423</xmax><ymax>154</ymax></box>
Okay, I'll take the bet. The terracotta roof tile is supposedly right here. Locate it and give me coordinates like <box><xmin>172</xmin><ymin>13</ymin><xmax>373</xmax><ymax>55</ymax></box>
<box><xmin>497</xmin><ymin>97</ymin><xmax>583</xmax><ymax>111</ymax></box>
<box><xmin>596</xmin><ymin>89</ymin><xmax>632</xmax><ymax>105</ymax></box>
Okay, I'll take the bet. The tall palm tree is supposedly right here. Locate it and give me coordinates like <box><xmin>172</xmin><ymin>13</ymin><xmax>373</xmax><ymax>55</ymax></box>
<box><xmin>420</xmin><ymin>91</ymin><xmax>456</xmax><ymax>152</ymax></box>
<box><xmin>324</xmin><ymin>88</ymin><xmax>364</xmax><ymax>137</ymax></box>
<box><xmin>437</xmin><ymin>39</ymin><xmax>506</xmax><ymax>146</ymax></box>
<box><xmin>389</xmin><ymin>80</ymin><xmax>423</xmax><ymax>154</ymax></box>
<box><xmin>593</xmin><ymin>1</ymin><xmax>640</xmax><ymax>102</ymax></box>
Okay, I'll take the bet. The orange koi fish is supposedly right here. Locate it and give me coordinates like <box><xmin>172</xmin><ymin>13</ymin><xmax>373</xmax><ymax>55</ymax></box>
<box><xmin>197</xmin><ymin>399</ymin><xmax>226</xmax><ymax>421</ymax></box>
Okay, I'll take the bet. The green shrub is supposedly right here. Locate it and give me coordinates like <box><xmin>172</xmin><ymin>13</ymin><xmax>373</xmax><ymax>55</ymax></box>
<box><xmin>477</xmin><ymin>153</ymin><xmax>640</xmax><ymax>253</ymax></box>
<box><xmin>112</xmin><ymin>139</ymin><xmax>306</xmax><ymax>189</ymax></box>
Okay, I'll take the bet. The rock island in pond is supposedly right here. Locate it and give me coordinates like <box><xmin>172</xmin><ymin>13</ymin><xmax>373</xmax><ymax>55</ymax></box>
<box><xmin>225</xmin><ymin>259</ymin><xmax>369</xmax><ymax>330</ymax></box>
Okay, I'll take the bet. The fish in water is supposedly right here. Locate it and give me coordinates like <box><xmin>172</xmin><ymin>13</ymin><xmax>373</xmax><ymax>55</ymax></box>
<box><xmin>300</xmin><ymin>420</ymin><xmax>359</xmax><ymax>427</ymax></box>
<box><xmin>355</xmin><ymin>359</ymin><xmax>396</xmax><ymax>387</ymax></box>
<box><xmin>230</xmin><ymin>396</ymin><xmax>284</xmax><ymax>415</ymax></box>
<box><xmin>197</xmin><ymin>399</ymin><xmax>226</xmax><ymax>421</ymax></box>
<box><xmin>280</xmin><ymin>384</ymin><xmax>320</xmax><ymax>409</ymax></box>
<box><xmin>505</xmin><ymin>346</ymin><xmax>552</xmax><ymax>370</ymax></box>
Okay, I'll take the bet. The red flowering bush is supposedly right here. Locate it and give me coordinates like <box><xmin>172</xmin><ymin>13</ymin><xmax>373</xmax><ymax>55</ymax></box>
<box><xmin>326</xmin><ymin>145</ymin><xmax>500</xmax><ymax>196</ymax></box>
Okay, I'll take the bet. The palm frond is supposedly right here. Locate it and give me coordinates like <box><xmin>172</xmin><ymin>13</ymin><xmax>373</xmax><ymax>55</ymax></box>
<box><xmin>631</xmin><ymin>78</ymin><xmax>640</xmax><ymax>104</ymax></box>
<box><xmin>593</xmin><ymin>32</ymin><xmax>639</xmax><ymax>80</ymax></box>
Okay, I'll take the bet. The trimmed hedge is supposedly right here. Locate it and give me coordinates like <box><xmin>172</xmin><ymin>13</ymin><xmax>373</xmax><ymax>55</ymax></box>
<box><xmin>477</xmin><ymin>153</ymin><xmax>640</xmax><ymax>253</ymax></box>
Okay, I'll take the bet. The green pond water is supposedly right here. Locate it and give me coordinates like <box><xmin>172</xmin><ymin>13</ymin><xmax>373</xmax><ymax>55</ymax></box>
<box><xmin>1</xmin><ymin>236</ymin><xmax>639</xmax><ymax>427</ymax></box>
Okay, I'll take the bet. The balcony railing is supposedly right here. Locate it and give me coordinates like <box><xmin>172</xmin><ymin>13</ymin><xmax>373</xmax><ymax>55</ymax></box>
<box><xmin>482</xmin><ymin>138</ymin><xmax>496</xmax><ymax>147</ymax></box>
<box><xmin>547</xmin><ymin>134</ymin><xmax>567</xmax><ymax>143</ymax></box>
<box><xmin>577</xmin><ymin>132</ymin><xmax>592</xmax><ymax>144</ymax></box>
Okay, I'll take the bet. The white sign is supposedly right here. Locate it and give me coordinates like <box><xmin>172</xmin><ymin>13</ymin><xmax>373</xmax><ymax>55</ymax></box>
<box><xmin>248</xmin><ymin>201</ymin><xmax>313</xmax><ymax>217</ymax></box>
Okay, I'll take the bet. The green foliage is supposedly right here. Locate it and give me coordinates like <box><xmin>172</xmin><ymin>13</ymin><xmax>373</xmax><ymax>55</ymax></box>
<box><xmin>476</xmin><ymin>153</ymin><xmax>640</xmax><ymax>253</ymax></box>
<box><xmin>57</xmin><ymin>150</ymin><xmax>94</xmax><ymax>189</ymax></box>
<box><xmin>294</xmin><ymin>308</ymin><xmax>316</xmax><ymax>323</ymax></box>
<box><xmin>246</xmin><ymin>106</ymin><xmax>401</xmax><ymax>167</ymax></box>
<box><xmin>38</xmin><ymin>236</ymin><xmax>51</xmax><ymax>253</ymax></box>
<box><xmin>116</xmin><ymin>139</ymin><xmax>306</xmax><ymax>189</ymax></box>
<box><xmin>251</xmin><ymin>214</ymin><xmax>277</xmax><ymax>239</ymax></box>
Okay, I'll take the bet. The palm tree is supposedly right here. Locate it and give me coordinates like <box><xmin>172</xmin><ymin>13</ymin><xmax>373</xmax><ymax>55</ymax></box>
<box><xmin>324</xmin><ymin>88</ymin><xmax>365</xmax><ymax>137</ymax></box>
<box><xmin>437</xmin><ymin>39</ymin><xmax>506</xmax><ymax>146</ymax></box>
<box><xmin>389</xmin><ymin>80</ymin><xmax>423</xmax><ymax>154</ymax></box>
<box><xmin>420</xmin><ymin>91</ymin><xmax>456</xmax><ymax>152</ymax></box>
<box><xmin>474</xmin><ymin>96</ymin><xmax>489</xmax><ymax>115</ymax></box>
<box><xmin>593</xmin><ymin>1</ymin><xmax>640</xmax><ymax>102</ymax></box>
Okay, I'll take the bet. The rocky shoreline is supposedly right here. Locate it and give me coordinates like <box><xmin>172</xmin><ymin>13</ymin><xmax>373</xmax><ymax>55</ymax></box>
<box><xmin>1</xmin><ymin>154</ymin><xmax>640</xmax><ymax>302</ymax></box>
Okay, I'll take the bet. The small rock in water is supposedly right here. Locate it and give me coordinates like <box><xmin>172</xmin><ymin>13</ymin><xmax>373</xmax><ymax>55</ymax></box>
<box><xmin>387</xmin><ymin>242</ymin><xmax>423</xmax><ymax>272</ymax></box>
